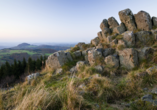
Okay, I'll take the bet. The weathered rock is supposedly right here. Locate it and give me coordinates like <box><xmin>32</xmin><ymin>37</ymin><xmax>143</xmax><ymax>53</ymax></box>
<box><xmin>113</xmin><ymin>23</ymin><xmax>126</xmax><ymax>34</ymax></box>
<box><xmin>134</xmin><ymin>11</ymin><xmax>152</xmax><ymax>31</ymax></box>
<box><xmin>46</xmin><ymin>51</ymin><xmax>73</xmax><ymax>69</ymax></box>
<box><xmin>108</xmin><ymin>17</ymin><xmax>119</xmax><ymax>29</ymax></box>
<box><xmin>100</xmin><ymin>19</ymin><xmax>109</xmax><ymax>30</ymax></box>
<box><xmin>117</xmin><ymin>39</ymin><xmax>126</xmax><ymax>48</ymax></box>
<box><xmin>152</xmin><ymin>17</ymin><xmax>157</xmax><ymax>27</ymax></box>
<box><xmin>106</xmin><ymin>34</ymin><xmax>118</xmax><ymax>43</ymax></box>
<box><xmin>55</xmin><ymin>68</ymin><xmax>63</xmax><ymax>74</ymax></box>
<box><xmin>102</xmin><ymin>27</ymin><xmax>111</xmax><ymax>34</ymax></box>
<box><xmin>103</xmin><ymin>48</ymin><xmax>115</xmax><ymax>57</ymax></box>
<box><xmin>70</xmin><ymin>66</ymin><xmax>77</xmax><ymax>74</ymax></box>
<box><xmin>118</xmin><ymin>48</ymin><xmax>138</xmax><ymax>69</ymax></box>
<box><xmin>27</xmin><ymin>73</ymin><xmax>40</xmax><ymax>84</ymax></box>
<box><xmin>75</xmin><ymin>42</ymin><xmax>85</xmax><ymax>50</ymax></box>
<box><xmin>88</xmin><ymin>48</ymin><xmax>102</xmax><ymax>65</ymax></box>
<box><xmin>73</xmin><ymin>50</ymin><xmax>82</xmax><ymax>58</ymax></box>
<box><xmin>94</xmin><ymin>65</ymin><xmax>104</xmax><ymax>74</ymax></box>
<box><xmin>121</xmin><ymin>31</ymin><xmax>135</xmax><ymax>46</ymax></box>
<box><xmin>141</xmin><ymin>94</ymin><xmax>153</xmax><ymax>103</ymax></box>
<box><xmin>97</xmin><ymin>31</ymin><xmax>103</xmax><ymax>41</ymax></box>
<box><xmin>82</xmin><ymin>47</ymin><xmax>95</xmax><ymax>61</ymax></box>
<box><xmin>146</xmin><ymin>66</ymin><xmax>157</xmax><ymax>75</ymax></box>
<box><xmin>135</xmin><ymin>31</ymin><xmax>153</xmax><ymax>45</ymax></box>
<box><xmin>151</xmin><ymin>30</ymin><xmax>157</xmax><ymax>40</ymax></box>
<box><xmin>76</xmin><ymin>61</ymin><xmax>86</xmax><ymax>70</ymax></box>
<box><xmin>91</xmin><ymin>37</ymin><xmax>100</xmax><ymax>46</ymax></box>
<box><xmin>104</xmin><ymin>55</ymin><xmax>119</xmax><ymax>68</ymax></box>
<box><xmin>119</xmin><ymin>9</ymin><xmax>136</xmax><ymax>31</ymax></box>
<box><xmin>151</xmin><ymin>88</ymin><xmax>157</xmax><ymax>94</ymax></box>
<box><xmin>137</xmin><ymin>47</ymin><xmax>153</xmax><ymax>60</ymax></box>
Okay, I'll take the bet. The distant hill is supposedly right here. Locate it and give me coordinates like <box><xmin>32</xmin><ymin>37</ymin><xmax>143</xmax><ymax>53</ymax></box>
<box><xmin>17</xmin><ymin>43</ymin><xmax>31</xmax><ymax>47</ymax></box>
<box><xmin>11</xmin><ymin>43</ymin><xmax>72</xmax><ymax>50</ymax></box>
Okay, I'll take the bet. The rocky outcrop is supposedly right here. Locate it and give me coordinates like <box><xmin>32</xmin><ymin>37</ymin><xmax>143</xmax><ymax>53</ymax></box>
<box><xmin>104</xmin><ymin>55</ymin><xmax>119</xmax><ymax>68</ymax></box>
<box><xmin>46</xmin><ymin>51</ymin><xmax>73</xmax><ymax>69</ymax></box>
<box><xmin>119</xmin><ymin>9</ymin><xmax>136</xmax><ymax>31</ymax></box>
<box><xmin>108</xmin><ymin>17</ymin><xmax>119</xmax><ymax>29</ymax></box>
<box><xmin>100</xmin><ymin>19</ymin><xmax>109</xmax><ymax>30</ymax></box>
<box><xmin>134</xmin><ymin>11</ymin><xmax>152</xmax><ymax>31</ymax></box>
<box><xmin>118</xmin><ymin>48</ymin><xmax>138</xmax><ymax>69</ymax></box>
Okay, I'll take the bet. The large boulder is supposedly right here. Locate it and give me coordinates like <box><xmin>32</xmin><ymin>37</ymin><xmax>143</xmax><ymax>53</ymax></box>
<box><xmin>100</xmin><ymin>19</ymin><xmax>109</xmax><ymax>30</ymax></box>
<box><xmin>137</xmin><ymin>47</ymin><xmax>153</xmax><ymax>61</ymax></box>
<box><xmin>134</xmin><ymin>11</ymin><xmax>152</xmax><ymax>31</ymax></box>
<box><xmin>103</xmin><ymin>48</ymin><xmax>115</xmax><ymax>57</ymax></box>
<box><xmin>113</xmin><ymin>23</ymin><xmax>126</xmax><ymax>34</ymax></box>
<box><xmin>88</xmin><ymin>49</ymin><xmax>102</xmax><ymax>65</ymax></box>
<box><xmin>91</xmin><ymin>37</ymin><xmax>100</xmax><ymax>46</ymax></box>
<box><xmin>104</xmin><ymin>55</ymin><xmax>119</xmax><ymax>68</ymax></box>
<box><xmin>152</xmin><ymin>17</ymin><xmax>157</xmax><ymax>27</ymax></box>
<box><xmin>119</xmin><ymin>9</ymin><xmax>136</xmax><ymax>31</ymax></box>
<box><xmin>135</xmin><ymin>31</ymin><xmax>153</xmax><ymax>45</ymax></box>
<box><xmin>46</xmin><ymin>51</ymin><xmax>73</xmax><ymax>69</ymax></box>
<box><xmin>121</xmin><ymin>31</ymin><xmax>135</xmax><ymax>47</ymax></box>
<box><xmin>118</xmin><ymin>48</ymin><xmax>138</xmax><ymax>69</ymax></box>
<box><xmin>108</xmin><ymin>17</ymin><xmax>119</xmax><ymax>29</ymax></box>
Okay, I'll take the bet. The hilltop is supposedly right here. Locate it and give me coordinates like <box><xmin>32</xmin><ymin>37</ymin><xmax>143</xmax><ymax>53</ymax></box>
<box><xmin>2</xmin><ymin>8</ymin><xmax>157</xmax><ymax>110</ymax></box>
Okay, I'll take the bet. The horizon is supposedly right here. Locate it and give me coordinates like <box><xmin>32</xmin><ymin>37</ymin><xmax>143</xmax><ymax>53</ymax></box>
<box><xmin>1</xmin><ymin>0</ymin><xmax>157</xmax><ymax>43</ymax></box>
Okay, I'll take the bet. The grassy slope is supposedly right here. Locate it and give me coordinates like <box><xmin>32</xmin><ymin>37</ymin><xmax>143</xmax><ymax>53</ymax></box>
<box><xmin>1</xmin><ymin>51</ymin><xmax>157</xmax><ymax>110</ymax></box>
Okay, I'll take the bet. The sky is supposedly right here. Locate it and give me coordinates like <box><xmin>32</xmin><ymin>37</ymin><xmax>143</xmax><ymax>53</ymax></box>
<box><xmin>0</xmin><ymin>0</ymin><xmax>157</xmax><ymax>44</ymax></box>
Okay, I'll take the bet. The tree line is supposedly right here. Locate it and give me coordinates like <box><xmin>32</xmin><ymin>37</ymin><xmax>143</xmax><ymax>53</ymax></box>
<box><xmin>0</xmin><ymin>56</ymin><xmax>47</xmax><ymax>82</ymax></box>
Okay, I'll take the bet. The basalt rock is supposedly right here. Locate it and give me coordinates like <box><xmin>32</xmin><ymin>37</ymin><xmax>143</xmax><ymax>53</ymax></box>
<box><xmin>119</xmin><ymin>8</ymin><xmax>136</xmax><ymax>31</ymax></box>
<box><xmin>108</xmin><ymin>17</ymin><xmax>119</xmax><ymax>29</ymax></box>
<box><xmin>46</xmin><ymin>51</ymin><xmax>73</xmax><ymax>69</ymax></box>
<box><xmin>113</xmin><ymin>23</ymin><xmax>126</xmax><ymax>34</ymax></box>
<box><xmin>100</xmin><ymin>19</ymin><xmax>109</xmax><ymax>30</ymax></box>
<box><xmin>134</xmin><ymin>11</ymin><xmax>152</xmax><ymax>31</ymax></box>
<box><xmin>118</xmin><ymin>48</ymin><xmax>138</xmax><ymax>69</ymax></box>
<box><xmin>152</xmin><ymin>17</ymin><xmax>157</xmax><ymax>27</ymax></box>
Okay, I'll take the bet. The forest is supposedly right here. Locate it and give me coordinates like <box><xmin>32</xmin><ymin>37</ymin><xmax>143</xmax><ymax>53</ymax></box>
<box><xmin>0</xmin><ymin>56</ymin><xmax>47</xmax><ymax>87</ymax></box>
